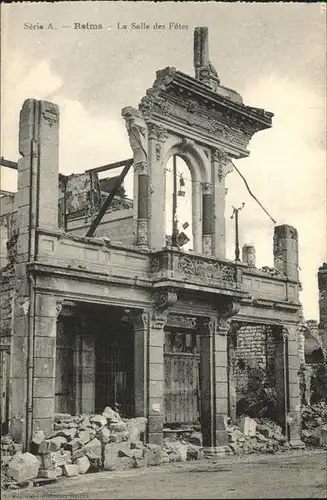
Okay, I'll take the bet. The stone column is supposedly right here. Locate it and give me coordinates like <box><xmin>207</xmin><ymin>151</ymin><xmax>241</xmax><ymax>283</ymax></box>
<box><xmin>285</xmin><ymin>324</ymin><xmax>304</xmax><ymax>447</ymax></box>
<box><xmin>202</xmin><ymin>182</ymin><xmax>213</xmax><ymax>255</ymax></box>
<box><xmin>274</xmin><ymin>327</ymin><xmax>287</xmax><ymax>430</ymax></box>
<box><xmin>122</xmin><ymin>107</ymin><xmax>149</xmax><ymax>247</ymax></box>
<box><xmin>212</xmin><ymin>149</ymin><xmax>233</xmax><ymax>259</ymax></box>
<box><xmin>132</xmin><ymin>312</ymin><xmax>149</xmax><ymax>417</ymax></box>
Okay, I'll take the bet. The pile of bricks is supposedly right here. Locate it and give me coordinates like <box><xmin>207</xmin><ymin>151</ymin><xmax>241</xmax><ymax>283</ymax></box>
<box><xmin>227</xmin><ymin>416</ymin><xmax>290</xmax><ymax>455</ymax></box>
<box><xmin>301</xmin><ymin>402</ymin><xmax>327</xmax><ymax>448</ymax></box>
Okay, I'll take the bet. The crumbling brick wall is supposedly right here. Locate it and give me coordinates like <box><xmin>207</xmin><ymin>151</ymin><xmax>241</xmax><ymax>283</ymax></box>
<box><xmin>0</xmin><ymin>269</ymin><xmax>15</xmax><ymax>339</ymax></box>
<box><xmin>233</xmin><ymin>325</ymin><xmax>277</xmax><ymax>417</ymax></box>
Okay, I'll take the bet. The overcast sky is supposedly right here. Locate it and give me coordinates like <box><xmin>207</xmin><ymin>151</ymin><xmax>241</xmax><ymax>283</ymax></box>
<box><xmin>1</xmin><ymin>2</ymin><xmax>326</xmax><ymax>320</ymax></box>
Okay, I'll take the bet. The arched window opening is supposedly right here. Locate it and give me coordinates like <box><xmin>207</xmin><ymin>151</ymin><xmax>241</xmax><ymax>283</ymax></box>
<box><xmin>165</xmin><ymin>155</ymin><xmax>194</xmax><ymax>252</ymax></box>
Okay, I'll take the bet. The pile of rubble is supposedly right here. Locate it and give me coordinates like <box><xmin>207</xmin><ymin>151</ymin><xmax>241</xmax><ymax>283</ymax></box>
<box><xmin>1</xmin><ymin>407</ymin><xmax>161</xmax><ymax>490</ymax></box>
<box><xmin>301</xmin><ymin>402</ymin><xmax>327</xmax><ymax>448</ymax></box>
<box><xmin>227</xmin><ymin>416</ymin><xmax>290</xmax><ymax>455</ymax></box>
<box><xmin>162</xmin><ymin>430</ymin><xmax>204</xmax><ymax>462</ymax></box>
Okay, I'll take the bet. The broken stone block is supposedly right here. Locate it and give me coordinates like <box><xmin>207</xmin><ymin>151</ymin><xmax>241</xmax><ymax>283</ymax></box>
<box><xmin>62</xmin><ymin>463</ymin><xmax>79</xmax><ymax>477</ymax></box>
<box><xmin>78</xmin><ymin>430</ymin><xmax>93</xmax><ymax>444</ymax></box>
<box><xmin>32</xmin><ymin>430</ymin><xmax>46</xmax><ymax>445</ymax></box>
<box><xmin>38</xmin><ymin>468</ymin><xmax>57</xmax><ymax>479</ymax></box>
<box><xmin>71</xmin><ymin>448</ymin><xmax>86</xmax><ymax>461</ymax></box>
<box><xmin>64</xmin><ymin>438</ymin><xmax>84</xmax><ymax>453</ymax></box>
<box><xmin>131</xmin><ymin>448</ymin><xmax>143</xmax><ymax>460</ymax></box>
<box><xmin>90</xmin><ymin>415</ymin><xmax>107</xmax><ymax>427</ymax></box>
<box><xmin>109</xmin><ymin>421</ymin><xmax>127</xmax><ymax>433</ymax></box>
<box><xmin>49</xmin><ymin>436</ymin><xmax>67</xmax><ymax>452</ymax></box>
<box><xmin>130</xmin><ymin>440</ymin><xmax>143</xmax><ymax>450</ymax></box>
<box><xmin>118</xmin><ymin>448</ymin><xmax>133</xmax><ymax>458</ymax></box>
<box><xmin>97</xmin><ymin>427</ymin><xmax>111</xmax><ymax>444</ymax></box>
<box><xmin>54</xmin><ymin>413</ymin><xmax>73</xmax><ymax>423</ymax></box>
<box><xmin>240</xmin><ymin>417</ymin><xmax>256</xmax><ymax>437</ymax></box>
<box><xmin>102</xmin><ymin>406</ymin><xmax>116</xmax><ymax>421</ymax></box>
<box><xmin>143</xmin><ymin>444</ymin><xmax>162</xmax><ymax>466</ymax></box>
<box><xmin>55</xmin><ymin>466</ymin><xmax>62</xmax><ymax>477</ymax></box>
<box><xmin>103</xmin><ymin>442</ymin><xmax>130</xmax><ymax>470</ymax></box>
<box><xmin>51</xmin><ymin>450</ymin><xmax>72</xmax><ymax>467</ymax></box>
<box><xmin>7</xmin><ymin>452</ymin><xmax>40</xmax><ymax>482</ymax></box>
<box><xmin>186</xmin><ymin>443</ymin><xmax>203</xmax><ymax>460</ymax></box>
<box><xmin>56</xmin><ymin>428</ymin><xmax>77</xmax><ymax>441</ymax></box>
<box><xmin>54</xmin><ymin>422</ymin><xmax>69</xmax><ymax>431</ymax></box>
<box><xmin>75</xmin><ymin>456</ymin><xmax>90</xmax><ymax>474</ymax></box>
<box><xmin>83</xmin><ymin>438</ymin><xmax>101</xmax><ymax>461</ymax></box>
<box><xmin>133</xmin><ymin>457</ymin><xmax>147</xmax><ymax>468</ymax></box>
<box><xmin>188</xmin><ymin>431</ymin><xmax>202</xmax><ymax>447</ymax></box>
<box><xmin>109</xmin><ymin>431</ymin><xmax>128</xmax><ymax>443</ymax></box>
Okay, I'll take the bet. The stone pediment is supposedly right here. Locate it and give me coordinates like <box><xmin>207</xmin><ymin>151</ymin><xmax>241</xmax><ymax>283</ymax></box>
<box><xmin>139</xmin><ymin>67</ymin><xmax>273</xmax><ymax>154</ymax></box>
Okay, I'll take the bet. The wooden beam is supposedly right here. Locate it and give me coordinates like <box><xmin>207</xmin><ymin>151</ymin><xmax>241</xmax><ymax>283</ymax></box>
<box><xmin>85</xmin><ymin>158</ymin><xmax>133</xmax><ymax>175</ymax></box>
<box><xmin>86</xmin><ymin>159</ymin><xmax>133</xmax><ymax>237</ymax></box>
<box><xmin>0</xmin><ymin>157</ymin><xmax>18</xmax><ymax>170</ymax></box>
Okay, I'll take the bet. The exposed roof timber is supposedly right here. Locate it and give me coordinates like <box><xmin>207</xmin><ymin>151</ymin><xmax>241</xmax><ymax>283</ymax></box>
<box><xmin>0</xmin><ymin>157</ymin><xmax>18</xmax><ymax>170</ymax></box>
<box><xmin>85</xmin><ymin>158</ymin><xmax>133</xmax><ymax>174</ymax></box>
<box><xmin>86</xmin><ymin>159</ymin><xmax>133</xmax><ymax>238</ymax></box>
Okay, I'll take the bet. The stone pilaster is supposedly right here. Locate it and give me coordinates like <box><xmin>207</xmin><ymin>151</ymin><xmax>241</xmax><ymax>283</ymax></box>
<box><xmin>147</xmin><ymin>313</ymin><xmax>166</xmax><ymax>446</ymax></box>
<box><xmin>147</xmin><ymin>123</ymin><xmax>168</xmax><ymax>250</ymax></box>
<box><xmin>32</xmin><ymin>294</ymin><xmax>59</xmax><ymax>437</ymax></box>
<box><xmin>227</xmin><ymin>325</ymin><xmax>238</xmax><ymax>423</ymax></box>
<box><xmin>202</xmin><ymin>182</ymin><xmax>213</xmax><ymax>255</ymax></box>
<box><xmin>147</xmin><ymin>290</ymin><xmax>177</xmax><ymax>445</ymax></box>
<box><xmin>285</xmin><ymin>324</ymin><xmax>304</xmax><ymax>447</ymax></box>
<box><xmin>132</xmin><ymin>312</ymin><xmax>149</xmax><ymax>417</ymax></box>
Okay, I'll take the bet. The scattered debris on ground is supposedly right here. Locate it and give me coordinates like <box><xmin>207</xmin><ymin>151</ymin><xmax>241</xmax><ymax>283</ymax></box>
<box><xmin>1</xmin><ymin>407</ymin><xmax>149</xmax><ymax>490</ymax></box>
<box><xmin>3</xmin><ymin>404</ymin><xmax>327</xmax><ymax>491</ymax></box>
<box><xmin>301</xmin><ymin>402</ymin><xmax>327</xmax><ymax>447</ymax></box>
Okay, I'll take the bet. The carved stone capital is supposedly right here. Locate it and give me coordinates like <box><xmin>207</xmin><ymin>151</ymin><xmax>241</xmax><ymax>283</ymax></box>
<box><xmin>202</xmin><ymin>182</ymin><xmax>213</xmax><ymax>194</ymax></box>
<box><xmin>151</xmin><ymin>314</ymin><xmax>168</xmax><ymax>331</ymax></box>
<box><xmin>212</xmin><ymin>149</ymin><xmax>233</xmax><ymax>181</ymax></box>
<box><xmin>134</xmin><ymin>161</ymin><xmax>147</xmax><ymax>175</ymax></box>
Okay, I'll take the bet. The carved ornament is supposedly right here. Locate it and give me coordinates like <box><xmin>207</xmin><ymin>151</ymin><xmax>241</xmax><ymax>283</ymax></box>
<box><xmin>153</xmin><ymin>290</ymin><xmax>178</xmax><ymax>311</ymax></box>
<box><xmin>178</xmin><ymin>255</ymin><xmax>236</xmax><ymax>282</ymax></box>
<box><xmin>167</xmin><ymin>314</ymin><xmax>197</xmax><ymax>330</ymax></box>
<box><xmin>42</xmin><ymin>105</ymin><xmax>59</xmax><ymax>127</ymax></box>
<box><xmin>217</xmin><ymin>301</ymin><xmax>240</xmax><ymax>335</ymax></box>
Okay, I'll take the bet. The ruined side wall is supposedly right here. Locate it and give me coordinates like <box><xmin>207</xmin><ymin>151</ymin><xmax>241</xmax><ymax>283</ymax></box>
<box><xmin>233</xmin><ymin>325</ymin><xmax>277</xmax><ymax>409</ymax></box>
<box><xmin>67</xmin><ymin>216</ymin><xmax>134</xmax><ymax>245</ymax></box>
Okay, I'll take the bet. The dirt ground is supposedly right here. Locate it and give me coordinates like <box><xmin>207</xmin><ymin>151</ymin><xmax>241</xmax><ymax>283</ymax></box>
<box><xmin>3</xmin><ymin>449</ymin><xmax>327</xmax><ymax>499</ymax></box>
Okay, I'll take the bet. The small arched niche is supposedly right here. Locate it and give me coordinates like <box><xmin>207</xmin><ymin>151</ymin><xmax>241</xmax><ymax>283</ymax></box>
<box><xmin>164</xmin><ymin>155</ymin><xmax>195</xmax><ymax>252</ymax></box>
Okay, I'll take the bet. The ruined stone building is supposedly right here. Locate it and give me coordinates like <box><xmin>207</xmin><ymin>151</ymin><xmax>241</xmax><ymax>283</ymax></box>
<box><xmin>0</xmin><ymin>27</ymin><xmax>304</xmax><ymax>454</ymax></box>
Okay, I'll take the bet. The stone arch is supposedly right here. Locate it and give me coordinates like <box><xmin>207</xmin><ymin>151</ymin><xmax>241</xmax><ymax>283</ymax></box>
<box><xmin>162</xmin><ymin>137</ymin><xmax>210</xmax><ymax>253</ymax></box>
